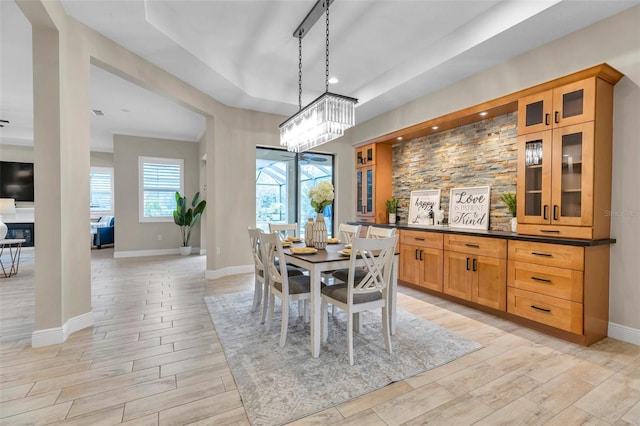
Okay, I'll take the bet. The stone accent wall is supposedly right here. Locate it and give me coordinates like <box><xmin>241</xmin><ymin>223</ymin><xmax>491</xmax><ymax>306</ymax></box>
<box><xmin>391</xmin><ymin>113</ymin><xmax>518</xmax><ymax>231</ymax></box>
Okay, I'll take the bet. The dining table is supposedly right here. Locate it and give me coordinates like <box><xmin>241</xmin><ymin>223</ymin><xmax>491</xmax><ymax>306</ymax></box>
<box><xmin>283</xmin><ymin>240</ymin><xmax>399</xmax><ymax>358</ymax></box>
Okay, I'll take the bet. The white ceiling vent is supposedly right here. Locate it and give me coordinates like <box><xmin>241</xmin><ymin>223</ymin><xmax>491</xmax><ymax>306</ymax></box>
<box><xmin>91</xmin><ymin>109</ymin><xmax>105</xmax><ymax>116</ymax></box>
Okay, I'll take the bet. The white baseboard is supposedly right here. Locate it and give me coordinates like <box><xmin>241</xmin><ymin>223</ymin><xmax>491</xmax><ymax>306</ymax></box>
<box><xmin>114</xmin><ymin>247</ymin><xmax>202</xmax><ymax>258</ymax></box>
<box><xmin>32</xmin><ymin>311</ymin><xmax>93</xmax><ymax>348</ymax></box>
<box><xmin>608</xmin><ymin>322</ymin><xmax>640</xmax><ymax>346</ymax></box>
<box><xmin>205</xmin><ymin>264</ymin><xmax>253</xmax><ymax>280</ymax></box>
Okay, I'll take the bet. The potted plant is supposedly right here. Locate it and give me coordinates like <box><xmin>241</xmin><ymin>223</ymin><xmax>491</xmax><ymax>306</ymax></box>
<box><xmin>386</xmin><ymin>198</ymin><xmax>399</xmax><ymax>224</ymax></box>
<box><xmin>173</xmin><ymin>191</ymin><xmax>207</xmax><ymax>255</ymax></box>
<box><xmin>500</xmin><ymin>192</ymin><xmax>517</xmax><ymax>232</ymax></box>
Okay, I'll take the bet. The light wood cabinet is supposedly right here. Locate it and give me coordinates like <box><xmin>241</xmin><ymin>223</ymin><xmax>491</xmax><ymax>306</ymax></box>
<box><xmin>355</xmin><ymin>143</ymin><xmax>392</xmax><ymax>224</ymax></box>
<box><xmin>507</xmin><ymin>240</ymin><xmax>609</xmax><ymax>345</ymax></box>
<box><xmin>516</xmin><ymin>74</ymin><xmax>618</xmax><ymax>240</ymax></box>
<box><xmin>355</xmin><ymin>143</ymin><xmax>377</xmax><ymax>167</ymax></box>
<box><xmin>443</xmin><ymin>235</ymin><xmax>507</xmax><ymax>311</ymax></box>
<box><xmin>517</xmin><ymin>78</ymin><xmax>597</xmax><ymax>134</ymax></box>
<box><xmin>399</xmin><ymin>230</ymin><xmax>443</xmax><ymax>292</ymax></box>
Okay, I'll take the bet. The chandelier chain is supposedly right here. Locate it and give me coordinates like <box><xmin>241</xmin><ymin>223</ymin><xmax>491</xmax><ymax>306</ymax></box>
<box><xmin>298</xmin><ymin>34</ymin><xmax>303</xmax><ymax>111</ymax></box>
<box><xmin>325</xmin><ymin>1</ymin><xmax>330</xmax><ymax>93</ymax></box>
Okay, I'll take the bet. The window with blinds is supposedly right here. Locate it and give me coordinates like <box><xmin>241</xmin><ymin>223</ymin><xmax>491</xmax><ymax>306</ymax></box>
<box><xmin>90</xmin><ymin>167</ymin><xmax>113</xmax><ymax>217</ymax></box>
<box><xmin>138</xmin><ymin>156</ymin><xmax>184</xmax><ymax>222</ymax></box>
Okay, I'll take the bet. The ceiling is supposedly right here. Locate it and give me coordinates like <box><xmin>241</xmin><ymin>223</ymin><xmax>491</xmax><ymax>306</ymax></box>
<box><xmin>1</xmin><ymin>0</ymin><xmax>638</xmax><ymax>153</ymax></box>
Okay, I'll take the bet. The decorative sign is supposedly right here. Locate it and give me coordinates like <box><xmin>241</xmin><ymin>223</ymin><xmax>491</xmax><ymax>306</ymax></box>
<box><xmin>408</xmin><ymin>189</ymin><xmax>441</xmax><ymax>225</ymax></box>
<box><xmin>448</xmin><ymin>186</ymin><xmax>491</xmax><ymax>230</ymax></box>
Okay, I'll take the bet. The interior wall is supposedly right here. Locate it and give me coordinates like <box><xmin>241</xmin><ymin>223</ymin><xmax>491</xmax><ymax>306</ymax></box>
<box><xmin>346</xmin><ymin>6</ymin><xmax>640</xmax><ymax>333</ymax></box>
<box><xmin>204</xmin><ymin>105</ymin><xmax>354</xmax><ymax>276</ymax></box>
<box><xmin>113</xmin><ymin>134</ymin><xmax>201</xmax><ymax>252</ymax></box>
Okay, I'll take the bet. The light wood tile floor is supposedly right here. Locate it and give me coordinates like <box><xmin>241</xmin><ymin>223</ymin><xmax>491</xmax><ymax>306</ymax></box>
<box><xmin>1</xmin><ymin>249</ymin><xmax>639</xmax><ymax>425</ymax></box>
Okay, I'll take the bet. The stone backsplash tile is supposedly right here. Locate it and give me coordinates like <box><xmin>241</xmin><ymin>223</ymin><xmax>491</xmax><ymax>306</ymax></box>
<box><xmin>391</xmin><ymin>113</ymin><xmax>517</xmax><ymax>231</ymax></box>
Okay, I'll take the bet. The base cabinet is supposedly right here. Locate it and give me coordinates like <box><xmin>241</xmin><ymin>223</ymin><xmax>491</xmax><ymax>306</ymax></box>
<box><xmin>507</xmin><ymin>240</ymin><xmax>609</xmax><ymax>345</ymax></box>
<box><xmin>443</xmin><ymin>235</ymin><xmax>507</xmax><ymax>311</ymax></box>
<box><xmin>399</xmin><ymin>230</ymin><xmax>443</xmax><ymax>292</ymax></box>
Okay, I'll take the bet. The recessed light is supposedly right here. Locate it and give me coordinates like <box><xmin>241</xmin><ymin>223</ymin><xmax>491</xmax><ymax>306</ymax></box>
<box><xmin>328</xmin><ymin>77</ymin><xmax>339</xmax><ymax>84</ymax></box>
<box><xmin>397</xmin><ymin>137</ymin><xmax>403</xmax><ymax>141</ymax></box>
<box><xmin>431</xmin><ymin>126</ymin><xmax>439</xmax><ymax>130</ymax></box>
<box><xmin>121</xmin><ymin>108</ymin><xmax>131</xmax><ymax>113</ymax></box>
<box><xmin>479</xmin><ymin>111</ymin><xmax>488</xmax><ymax>117</ymax></box>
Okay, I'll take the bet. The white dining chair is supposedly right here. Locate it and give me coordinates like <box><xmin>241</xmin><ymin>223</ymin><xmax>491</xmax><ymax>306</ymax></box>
<box><xmin>268</xmin><ymin>223</ymin><xmax>299</xmax><ymax>239</ymax></box>
<box><xmin>331</xmin><ymin>225</ymin><xmax>395</xmax><ymax>284</ymax></box>
<box><xmin>365</xmin><ymin>226</ymin><xmax>397</xmax><ymax>239</ymax></box>
<box><xmin>338</xmin><ymin>223</ymin><xmax>362</xmax><ymax>245</ymax></box>
<box><xmin>260</xmin><ymin>231</ymin><xmax>316</xmax><ymax>347</ymax></box>
<box><xmin>247</xmin><ymin>227</ymin><xmax>266</xmax><ymax>315</ymax></box>
<box><xmin>321</xmin><ymin>235</ymin><xmax>398</xmax><ymax>365</ymax></box>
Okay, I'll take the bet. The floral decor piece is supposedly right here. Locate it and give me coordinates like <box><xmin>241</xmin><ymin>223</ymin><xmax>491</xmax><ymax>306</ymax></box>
<box><xmin>308</xmin><ymin>181</ymin><xmax>334</xmax><ymax>213</ymax></box>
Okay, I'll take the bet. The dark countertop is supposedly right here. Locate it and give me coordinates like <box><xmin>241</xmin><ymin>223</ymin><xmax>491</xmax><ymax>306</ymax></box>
<box><xmin>348</xmin><ymin>222</ymin><xmax>616</xmax><ymax>247</ymax></box>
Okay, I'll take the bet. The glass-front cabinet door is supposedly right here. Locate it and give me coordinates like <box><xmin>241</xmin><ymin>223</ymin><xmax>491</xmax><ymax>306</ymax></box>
<box><xmin>517</xmin><ymin>91</ymin><xmax>553</xmax><ymax>135</ymax></box>
<box><xmin>551</xmin><ymin>123</ymin><xmax>594</xmax><ymax>226</ymax></box>
<box><xmin>552</xmin><ymin>78</ymin><xmax>595</xmax><ymax>128</ymax></box>
<box><xmin>355</xmin><ymin>166</ymin><xmax>375</xmax><ymax>218</ymax></box>
<box><xmin>517</xmin><ymin>78</ymin><xmax>596</xmax><ymax>135</ymax></box>
<box><xmin>517</xmin><ymin>130</ymin><xmax>552</xmax><ymax>224</ymax></box>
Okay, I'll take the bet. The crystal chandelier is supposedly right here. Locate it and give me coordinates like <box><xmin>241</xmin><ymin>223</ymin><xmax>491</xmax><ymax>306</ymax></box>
<box><xmin>279</xmin><ymin>0</ymin><xmax>357</xmax><ymax>153</ymax></box>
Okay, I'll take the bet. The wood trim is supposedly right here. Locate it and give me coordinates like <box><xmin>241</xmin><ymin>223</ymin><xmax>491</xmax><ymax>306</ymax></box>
<box><xmin>362</xmin><ymin>63</ymin><xmax>623</xmax><ymax>146</ymax></box>
<box><xmin>583</xmin><ymin>245</ymin><xmax>610</xmax><ymax>345</ymax></box>
<box><xmin>592</xmin><ymin>78</ymin><xmax>614</xmax><ymax>240</ymax></box>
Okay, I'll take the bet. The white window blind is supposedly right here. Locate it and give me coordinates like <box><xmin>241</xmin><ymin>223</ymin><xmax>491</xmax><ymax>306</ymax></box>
<box><xmin>139</xmin><ymin>157</ymin><xmax>184</xmax><ymax>222</ymax></box>
<box><xmin>90</xmin><ymin>167</ymin><xmax>113</xmax><ymax>216</ymax></box>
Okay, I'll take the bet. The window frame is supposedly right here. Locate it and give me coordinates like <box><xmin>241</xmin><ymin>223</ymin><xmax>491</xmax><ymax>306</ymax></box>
<box><xmin>138</xmin><ymin>156</ymin><xmax>184</xmax><ymax>223</ymax></box>
<box><xmin>89</xmin><ymin>166</ymin><xmax>114</xmax><ymax>219</ymax></box>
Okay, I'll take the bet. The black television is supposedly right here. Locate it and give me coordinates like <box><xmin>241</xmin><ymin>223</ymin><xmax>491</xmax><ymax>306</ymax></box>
<box><xmin>0</xmin><ymin>161</ymin><xmax>35</xmax><ymax>202</ymax></box>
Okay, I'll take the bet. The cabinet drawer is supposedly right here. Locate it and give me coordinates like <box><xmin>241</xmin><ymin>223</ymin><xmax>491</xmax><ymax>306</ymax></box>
<box><xmin>400</xmin><ymin>230</ymin><xmax>443</xmax><ymax>249</ymax></box>
<box><xmin>444</xmin><ymin>234</ymin><xmax>506</xmax><ymax>258</ymax></box>
<box><xmin>517</xmin><ymin>224</ymin><xmax>593</xmax><ymax>240</ymax></box>
<box><xmin>508</xmin><ymin>288</ymin><xmax>583</xmax><ymax>334</ymax></box>
<box><xmin>508</xmin><ymin>260</ymin><xmax>583</xmax><ymax>302</ymax></box>
<box><xmin>508</xmin><ymin>241</ymin><xmax>584</xmax><ymax>270</ymax></box>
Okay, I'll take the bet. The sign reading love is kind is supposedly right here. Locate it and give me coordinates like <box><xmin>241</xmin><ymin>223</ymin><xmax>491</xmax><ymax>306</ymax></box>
<box><xmin>448</xmin><ymin>186</ymin><xmax>491</xmax><ymax>230</ymax></box>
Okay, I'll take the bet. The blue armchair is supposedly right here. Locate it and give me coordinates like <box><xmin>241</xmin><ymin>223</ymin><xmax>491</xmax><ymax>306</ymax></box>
<box><xmin>93</xmin><ymin>216</ymin><xmax>115</xmax><ymax>248</ymax></box>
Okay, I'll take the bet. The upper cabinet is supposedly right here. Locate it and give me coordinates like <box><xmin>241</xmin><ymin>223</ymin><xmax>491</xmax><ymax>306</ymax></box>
<box><xmin>517</xmin><ymin>79</ymin><xmax>596</xmax><ymax>134</ymax></box>
<box><xmin>355</xmin><ymin>143</ymin><xmax>377</xmax><ymax>167</ymax></box>
<box><xmin>355</xmin><ymin>143</ymin><xmax>392</xmax><ymax>223</ymax></box>
<box><xmin>516</xmin><ymin>68</ymin><xmax>622</xmax><ymax>240</ymax></box>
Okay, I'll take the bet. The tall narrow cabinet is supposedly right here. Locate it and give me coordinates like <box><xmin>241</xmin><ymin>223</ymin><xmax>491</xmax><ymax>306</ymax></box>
<box><xmin>355</xmin><ymin>143</ymin><xmax>392</xmax><ymax>223</ymax></box>
<box><xmin>516</xmin><ymin>66</ymin><xmax>623</xmax><ymax>239</ymax></box>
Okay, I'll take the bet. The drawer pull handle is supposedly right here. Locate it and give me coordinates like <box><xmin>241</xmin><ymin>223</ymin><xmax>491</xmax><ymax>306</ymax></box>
<box><xmin>531</xmin><ymin>305</ymin><xmax>551</xmax><ymax>313</ymax></box>
<box><xmin>419</xmin><ymin>250</ymin><xmax>423</xmax><ymax>261</ymax></box>
<box><xmin>415</xmin><ymin>249</ymin><xmax>419</xmax><ymax>260</ymax></box>
<box><xmin>465</xmin><ymin>243</ymin><xmax>480</xmax><ymax>248</ymax></box>
<box><xmin>531</xmin><ymin>276</ymin><xmax>552</xmax><ymax>283</ymax></box>
<box><xmin>540</xmin><ymin>229</ymin><xmax>560</xmax><ymax>234</ymax></box>
<box><xmin>472</xmin><ymin>258</ymin><xmax>477</xmax><ymax>272</ymax></box>
<box><xmin>532</xmin><ymin>252</ymin><xmax>553</xmax><ymax>257</ymax></box>
<box><xmin>414</xmin><ymin>237</ymin><xmax>425</xmax><ymax>241</ymax></box>
<box><xmin>466</xmin><ymin>257</ymin><xmax>471</xmax><ymax>271</ymax></box>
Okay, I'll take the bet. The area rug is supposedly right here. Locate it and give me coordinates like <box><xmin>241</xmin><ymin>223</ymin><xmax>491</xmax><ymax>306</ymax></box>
<box><xmin>203</xmin><ymin>292</ymin><xmax>481</xmax><ymax>425</ymax></box>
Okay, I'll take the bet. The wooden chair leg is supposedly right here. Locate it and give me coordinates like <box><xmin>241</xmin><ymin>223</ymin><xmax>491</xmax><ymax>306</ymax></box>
<box><xmin>266</xmin><ymin>292</ymin><xmax>275</xmax><ymax>331</ymax></box>
<box><xmin>251</xmin><ymin>278</ymin><xmax>261</xmax><ymax>312</ymax></box>
<box><xmin>321</xmin><ymin>301</ymin><xmax>329</xmax><ymax>343</ymax></box>
<box><xmin>347</xmin><ymin>311</ymin><xmax>355</xmax><ymax>366</ymax></box>
<box><xmin>280</xmin><ymin>299</ymin><xmax>289</xmax><ymax>348</ymax></box>
<box><xmin>260</xmin><ymin>282</ymin><xmax>269</xmax><ymax>324</ymax></box>
<box><xmin>382</xmin><ymin>306</ymin><xmax>392</xmax><ymax>354</ymax></box>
